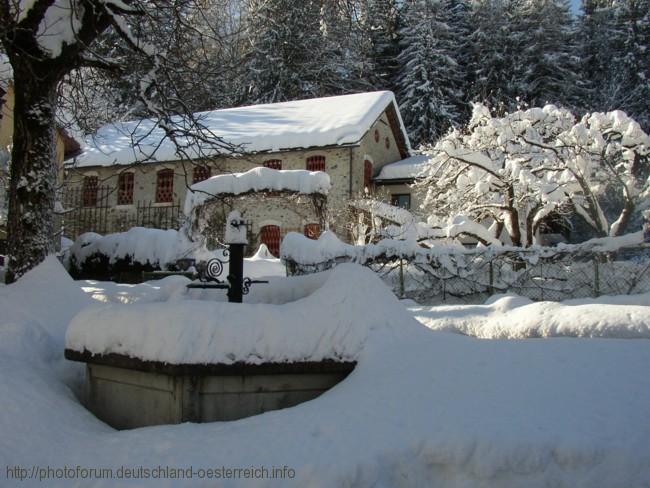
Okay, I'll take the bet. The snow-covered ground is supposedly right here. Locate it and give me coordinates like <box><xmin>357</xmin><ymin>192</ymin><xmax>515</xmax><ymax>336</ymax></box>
<box><xmin>409</xmin><ymin>292</ymin><xmax>650</xmax><ymax>339</ymax></box>
<box><xmin>1</xmin><ymin>257</ymin><xmax>649</xmax><ymax>487</ymax></box>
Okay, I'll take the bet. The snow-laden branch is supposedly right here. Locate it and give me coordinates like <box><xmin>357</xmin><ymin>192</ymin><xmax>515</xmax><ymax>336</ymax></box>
<box><xmin>414</xmin><ymin>103</ymin><xmax>650</xmax><ymax>246</ymax></box>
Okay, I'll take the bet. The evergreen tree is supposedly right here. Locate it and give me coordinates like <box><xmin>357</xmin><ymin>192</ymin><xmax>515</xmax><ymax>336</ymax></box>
<box><xmin>396</xmin><ymin>0</ymin><xmax>467</xmax><ymax>145</ymax></box>
<box><xmin>578</xmin><ymin>0</ymin><xmax>650</xmax><ymax>129</ymax></box>
<box><xmin>241</xmin><ymin>0</ymin><xmax>323</xmax><ymax>103</ymax></box>
<box><xmin>362</xmin><ymin>0</ymin><xmax>403</xmax><ymax>91</ymax></box>
<box><xmin>465</xmin><ymin>0</ymin><xmax>519</xmax><ymax>113</ymax></box>
<box><xmin>242</xmin><ymin>0</ymin><xmax>368</xmax><ymax>104</ymax></box>
<box><xmin>509</xmin><ymin>0</ymin><xmax>582</xmax><ymax>108</ymax></box>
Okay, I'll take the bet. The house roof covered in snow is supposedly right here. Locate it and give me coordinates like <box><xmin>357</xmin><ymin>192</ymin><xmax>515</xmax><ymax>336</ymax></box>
<box><xmin>375</xmin><ymin>154</ymin><xmax>430</xmax><ymax>183</ymax></box>
<box><xmin>68</xmin><ymin>91</ymin><xmax>411</xmax><ymax>168</ymax></box>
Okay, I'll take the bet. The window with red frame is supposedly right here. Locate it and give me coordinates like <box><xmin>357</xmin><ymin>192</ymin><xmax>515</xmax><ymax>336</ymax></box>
<box><xmin>82</xmin><ymin>176</ymin><xmax>98</xmax><ymax>207</ymax></box>
<box><xmin>156</xmin><ymin>169</ymin><xmax>174</xmax><ymax>203</ymax></box>
<box><xmin>374</xmin><ymin>129</ymin><xmax>380</xmax><ymax>143</ymax></box>
<box><xmin>364</xmin><ymin>160</ymin><xmax>373</xmax><ymax>189</ymax></box>
<box><xmin>192</xmin><ymin>165</ymin><xmax>211</xmax><ymax>184</ymax></box>
<box><xmin>117</xmin><ymin>172</ymin><xmax>134</xmax><ymax>205</ymax></box>
<box><xmin>306</xmin><ymin>155</ymin><xmax>326</xmax><ymax>172</ymax></box>
<box><xmin>260</xmin><ymin>225</ymin><xmax>281</xmax><ymax>257</ymax></box>
<box><xmin>263</xmin><ymin>159</ymin><xmax>282</xmax><ymax>170</ymax></box>
<box><xmin>304</xmin><ymin>223</ymin><xmax>321</xmax><ymax>240</ymax></box>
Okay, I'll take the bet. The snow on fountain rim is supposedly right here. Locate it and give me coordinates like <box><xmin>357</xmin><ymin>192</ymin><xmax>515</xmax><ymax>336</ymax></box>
<box><xmin>65</xmin><ymin>264</ymin><xmax>415</xmax><ymax>365</ymax></box>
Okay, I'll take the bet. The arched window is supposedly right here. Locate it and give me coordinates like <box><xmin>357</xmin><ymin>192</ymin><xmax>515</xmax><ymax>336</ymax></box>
<box><xmin>82</xmin><ymin>176</ymin><xmax>98</xmax><ymax>207</ymax></box>
<box><xmin>117</xmin><ymin>172</ymin><xmax>134</xmax><ymax>205</ymax></box>
<box><xmin>156</xmin><ymin>169</ymin><xmax>174</xmax><ymax>203</ymax></box>
<box><xmin>260</xmin><ymin>225</ymin><xmax>281</xmax><ymax>257</ymax></box>
<box><xmin>304</xmin><ymin>223</ymin><xmax>321</xmax><ymax>240</ymax></box>
<box><xmin>364</xmin><ymin>160</ymin><xmax>373</xmax><ymax>189</ymax></box>
<box><xmin>374</xmin><ymin>129</ymin><xmax>380</xmax><ymax>143</ymax></box>
<box><xmin>263</xmin><ymin>159</ymin><xmax>282</xmax><ymax>170</ymax></box>
<box><xmin>306</xmin><ymin>155</ymin><xmax>326</xmax><ymax>172</ymax></box>
<box><xmin>192</xmin><ymin>165</ymin><xmax>211</xmax><ymax>184</ymax></box>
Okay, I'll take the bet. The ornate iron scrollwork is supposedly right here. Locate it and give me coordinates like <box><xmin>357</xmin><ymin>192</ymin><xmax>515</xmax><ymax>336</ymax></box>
<box><xmin>200</xmin><ymin>252</ymin><xmax>229</xmax><ymax>282</ymax></box>
<box><xmin>242</xmin><ymin>277</ymin><xmax>252</xmax><ymax>295</ymax></box>
<box><xmin>242</xmin><ymin>276</ymin><xmax>269</xmax><ymax>295</ymax></box>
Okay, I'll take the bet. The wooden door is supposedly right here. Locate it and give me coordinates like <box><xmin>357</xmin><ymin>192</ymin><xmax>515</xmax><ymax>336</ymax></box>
<box><xmin>260</xmin><ymin>225</ymin><xmax>281</xmax><ymax>257</ymax></box>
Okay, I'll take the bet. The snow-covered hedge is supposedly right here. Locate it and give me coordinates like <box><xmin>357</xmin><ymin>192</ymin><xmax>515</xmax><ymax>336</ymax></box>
<box><xmin>66</xmin><ymin>228</ymin><xmax>208</xmax><ymax>280</ymax></box>
<box><xmin>282</xmin><ymin>231</ymin><xmax>650</xmax><ymax>302</ymax></box>
<box><xmin>281</xmin><ymin>229</ymin><xmax>645</xmax><ymax>266</ymax></box>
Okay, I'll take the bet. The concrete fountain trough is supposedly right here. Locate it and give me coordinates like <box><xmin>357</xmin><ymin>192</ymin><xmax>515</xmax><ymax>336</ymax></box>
<box><xmin>64</xmin><ymin>349</ymin><xmax>354</xmax><ymax>429</ymax></box>
<box><xmin>63</xmin><ymin>259</ymin><xmax>409</xmax><ymax>430</ymax></box>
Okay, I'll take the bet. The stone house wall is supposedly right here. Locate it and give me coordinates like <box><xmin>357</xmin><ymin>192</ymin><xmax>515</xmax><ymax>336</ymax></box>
<box><xmin>64</xmin><ymin>107</ymin><xmax>407</xmax><ymax>244</ymax></box>
<box><xmin>189</xmin><ymin>191</ymin><xmax>325</xmax><ymax>252</ymax></box>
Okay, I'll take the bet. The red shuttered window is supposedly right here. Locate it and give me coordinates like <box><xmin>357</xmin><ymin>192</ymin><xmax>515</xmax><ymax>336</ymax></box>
<box><xmin>260</xmin><ymin>225</ymin><xmax>281</xmax><ymax>257</ymax></box>
<box><xmin>306</xmin><ymin>155</ymin><xmax>326</xmax><ymax>172</ymax></box>
<box><xmin>156</xmin><ymin>169</ymin><xmax>174</xmax><ymax>203</ymax></box>
<box><xmin>82</xmin><ymin>176</ymin><xmax>98</xmax><ymax>207</ymax></box>
<box><xmin>117</xmin><ymin>172</ymin><xmax>134</xmax><ymax>205</ymax></box>
<box><xmin>263</xmin><ymin>159</ymin><xmax>282</xmax><ymax>170</ymax></box>
<box><xmin>192</xmin><ymin>165</ymin><xmax>211</xmax><ymax>184</ymax></box>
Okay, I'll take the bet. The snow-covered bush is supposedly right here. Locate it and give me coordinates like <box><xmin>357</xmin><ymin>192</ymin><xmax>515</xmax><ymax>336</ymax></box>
<box><xmin>415</xmin><ymin>104</ymin><xmax>650</xmax><ymax>246</ymax></box>
<box><xmin>67</xmin><ymin>228</ymin><xmax>204</xmax><ymax>280</ymax></box>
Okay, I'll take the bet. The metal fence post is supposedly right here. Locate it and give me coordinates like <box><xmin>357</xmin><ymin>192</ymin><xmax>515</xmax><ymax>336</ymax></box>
<box><xmin>399</xmin><ymin>258</ymin><xmax>405</xmax><ymax>298</ymax></box>
<box><xmin>488</xmin><ymin>260</ymin><xmax>494</xmax><ymax>295</ymax></box>
<box><xmin>594</xmin><ymin>256</ymin><xmax>600</xmax><ymax>298</ymax></box>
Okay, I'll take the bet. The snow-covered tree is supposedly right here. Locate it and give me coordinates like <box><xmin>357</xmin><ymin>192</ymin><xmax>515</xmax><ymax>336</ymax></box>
<box><xmin>0</xmin><ymin>0</ymin><xmax>237</xmax><ymax>282</ymax></box>
<box><xmin>415</xmin><ymin>104</ymin><xmax>650</xmax><ymax>246</ymax></box>
<box><xmin>578</xmin><ymin>0</ymin><xmax>650</xmax><ymax>130</ymax></box>
<box><xmin>465</xmin><ymin>0</ymin><xmax>519</xmax><ymax>112</ymax></box>
<box><xmin>396</xmin><ymin>0</ymin><xmax>467</xmax><ymax>146</ymax></box>
<box><xmin>509</xmin><ymin>0</ymin><xmax>581</xmax><ymax>108</ymax></box>
<box><xmin>362</xmin><ymin>0</ymin><xmax>402</xmax><ymax>91</ymax></box>
<box><xmin>241</xmin><ymin>0</ymin><xmax>366</xmax><ymax>104</ymax></box>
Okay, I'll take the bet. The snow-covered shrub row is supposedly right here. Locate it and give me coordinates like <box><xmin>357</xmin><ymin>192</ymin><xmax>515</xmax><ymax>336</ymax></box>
<box><xmin>282</xmin><ymin>231</ymin><xmax>650</xmax><ymax>302</ymax></box>
<box><xmin>282</xmin><ymin>229</ymin><xmax>645</xmax><ymax>266</ymax></box>
<box><xmin>66</xmin><ymin>228</ymin><xmax>215</xmax><ymax>280</ymax></box>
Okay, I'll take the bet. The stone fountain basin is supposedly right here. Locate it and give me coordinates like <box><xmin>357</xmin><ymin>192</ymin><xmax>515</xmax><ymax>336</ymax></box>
<box><xmin>65</xmin><ymin>264</ymin><xmax>407</xmax><ymax>429</ymax></box>
<box><xmin>64</xmin><ymin>349</ymin><xmax>354</xmax><ymax>429</ymax></box>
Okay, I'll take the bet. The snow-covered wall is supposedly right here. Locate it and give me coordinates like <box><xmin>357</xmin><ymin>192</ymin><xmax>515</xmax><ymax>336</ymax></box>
<box><xmin>184</xmin><ymin>167</ymin><xmax>330</xmax><ymax>216</ymax></box>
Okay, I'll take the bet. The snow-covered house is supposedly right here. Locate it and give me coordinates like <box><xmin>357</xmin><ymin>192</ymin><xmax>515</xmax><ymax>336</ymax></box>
<box><xmin>64</xmin><ymin>91</ymin><xmax>413</xmax><ymax>254</ymax></box>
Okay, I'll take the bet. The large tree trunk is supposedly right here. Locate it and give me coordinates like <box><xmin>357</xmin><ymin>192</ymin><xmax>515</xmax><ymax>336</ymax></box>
<box><xmin>5</xmin><ymin>67</ymin><xmax>58</xmax><ymax>284</ymax></box>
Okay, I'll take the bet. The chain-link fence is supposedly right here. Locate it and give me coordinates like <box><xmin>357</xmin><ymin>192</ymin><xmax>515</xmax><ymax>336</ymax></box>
<box><xmin>286</xmin><ymin>244</ymin><xmax>650</xmax><ymax>304</ymax></box>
